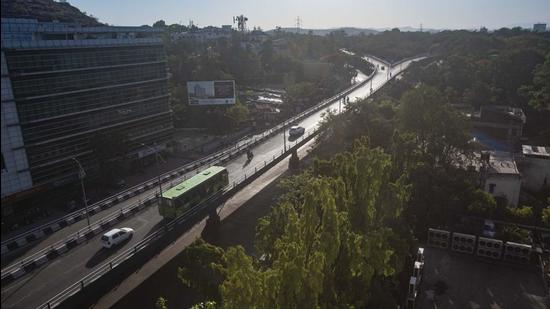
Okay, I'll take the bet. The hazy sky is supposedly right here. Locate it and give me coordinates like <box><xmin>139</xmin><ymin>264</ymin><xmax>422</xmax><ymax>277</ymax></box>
<box><xmin>70</xmin><ymin>0</ymin><xmax>549</xmax><ymax>30</ymax></box>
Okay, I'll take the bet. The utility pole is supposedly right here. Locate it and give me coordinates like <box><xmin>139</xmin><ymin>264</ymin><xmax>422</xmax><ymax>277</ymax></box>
<box><xmin>141</xmin><ymin>143</ymin><xmax>163</xmax><ymax>206</ymax></box>
<box><xmin>71</xmin><ymin>157</ymin><xmax>90</xmax><ymax>227</ymax></box>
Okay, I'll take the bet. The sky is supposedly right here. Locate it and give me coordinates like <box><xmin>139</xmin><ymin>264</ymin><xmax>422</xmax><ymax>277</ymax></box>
<box><xmin>70</xmin><ymin>0</ymin><xmax>550</xmax><ymax>30</ymax></box>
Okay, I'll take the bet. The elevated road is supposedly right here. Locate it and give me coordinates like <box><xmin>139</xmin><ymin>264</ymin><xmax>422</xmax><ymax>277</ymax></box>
<box><xmin>1</xmin><ymin>55</ymin><xmax>423</xmax><ymax>309</ymax></box>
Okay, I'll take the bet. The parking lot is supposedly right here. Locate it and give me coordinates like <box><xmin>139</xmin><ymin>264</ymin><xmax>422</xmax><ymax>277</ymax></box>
<box><xmin>416</xmin><ymin>247</ymin><xmax>548</xmax><ymax>309</ymax></box>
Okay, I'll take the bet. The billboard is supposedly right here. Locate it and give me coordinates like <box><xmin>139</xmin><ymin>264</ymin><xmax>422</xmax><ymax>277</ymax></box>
<box><xmin>187</xmin><ymin>80</ymin><xmax>236</xmax><ymax>105</ymax></box>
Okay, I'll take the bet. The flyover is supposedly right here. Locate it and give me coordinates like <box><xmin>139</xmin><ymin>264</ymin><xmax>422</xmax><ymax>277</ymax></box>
<box><xmin>1</xmin><ymin>54</ymin><xmax>425</xmax><ymax>309</ymax></box>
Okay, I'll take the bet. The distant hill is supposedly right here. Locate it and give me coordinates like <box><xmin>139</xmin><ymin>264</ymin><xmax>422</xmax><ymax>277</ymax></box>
<box><xmin>267</xmin><ymin>27</ymin><xmax>379</xmax><ymax>36</ymax></box>
<box><xmin>375</xmin><ymin>26</ymin><xmax>442</xmax><ymax>33</ymax></box>
<box><xmin>267</xmin><ymin>26</ymin><xmax>446</xmax><ymax>36</ymax></box>
<box><xmin>1</xmin><ymin>0</ymin><xmax>103</xmax><ymax>26</ymax></box>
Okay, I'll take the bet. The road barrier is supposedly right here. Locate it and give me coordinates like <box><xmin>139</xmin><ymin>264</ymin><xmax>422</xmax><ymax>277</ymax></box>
<box><xmin>503</xmin><ymin>242</ymin><xmax>532</xmax><ymax>263</ymax></box>
<box><xmin>476</xmin><ymin>237</ymin><xmax>503</xmax><ymax>260</ymax></box>
<box><xmin>451</xmin><ymin>232</ymin><xmax>476</xmax><ymax>254</ymax></box>
<box><xmin>427</xmin><ymin>228</ymin><xmax>534</xmax><ymax>265</ymax></box>
<box><xmin>427</xmin><ymin>228</ymin><xmax>450</xmax><ymax>249</ymax></box>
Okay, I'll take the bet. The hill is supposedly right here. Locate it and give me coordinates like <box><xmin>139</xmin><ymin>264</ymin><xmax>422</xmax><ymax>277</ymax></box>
<box><xmin>1</xmin><ymin>0</ymin><xmax>103</xmax><ymax>26</ymax></box>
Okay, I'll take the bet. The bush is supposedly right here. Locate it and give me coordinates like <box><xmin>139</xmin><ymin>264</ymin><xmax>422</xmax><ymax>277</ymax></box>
<box><xmin>499</xmin><ymin>225</ymin><xmax>531</xmax><ymax>243</ymax></box>
<box><xmin>466</xmin><ymin>189</ymin><xmax>497</xmax><ymax>218</ymax></box>
<box><xmin>505</xmin><ymin>206</ymin><xmax>534</xmax><ymax>225</ymax></box>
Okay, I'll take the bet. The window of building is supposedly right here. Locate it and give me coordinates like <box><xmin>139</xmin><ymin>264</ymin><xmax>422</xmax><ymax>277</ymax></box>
<box><xmin>488</xmin><ymin>183</ymin><xmax>496</xmax><ymax>194</ymax></box>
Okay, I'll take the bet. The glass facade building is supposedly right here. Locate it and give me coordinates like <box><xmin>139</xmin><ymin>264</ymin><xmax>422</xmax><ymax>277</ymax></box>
<box><xmin>1</xmin><ymin>18</ymin><xmax>173</xmax><ymax>205</ymax></box>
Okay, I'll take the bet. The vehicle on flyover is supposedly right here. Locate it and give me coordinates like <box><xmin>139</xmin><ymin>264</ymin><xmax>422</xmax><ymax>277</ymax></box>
<box><xmin>288</xmin><ymin>125</ymin><xmax>305</xmax><ymax>137</ymax></box>
<box><xmin>101</xmin><ymin>227</ymin><xmax>134</xmax><ymax>248</ymax></box>
<box><xmin>159</xmin><ymin>166</ymin><xmax>229</xmax><ymax>220</ymax></box>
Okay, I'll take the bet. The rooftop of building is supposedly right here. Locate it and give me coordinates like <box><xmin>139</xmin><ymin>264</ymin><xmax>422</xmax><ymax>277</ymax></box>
<box><xmin>522</xmin><ymin>145</ymin><xmax>550</xmax><ymax>159</ymax></box>
<box><xmin>478</xmin><ymin>105</ymin><xmax>526</xmax><ymax>124</ymax></box>
<box><xmin>486</xmin><ymin>151</ymin><xmax>520</xmax><ymax>175</ymax></box>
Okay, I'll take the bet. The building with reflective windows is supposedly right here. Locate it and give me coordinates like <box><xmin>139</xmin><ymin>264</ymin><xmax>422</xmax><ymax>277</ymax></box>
<box><xmin>1</xmin><ymin>18</ymin><xmax>173</xmax><ymax>216</ymax></box>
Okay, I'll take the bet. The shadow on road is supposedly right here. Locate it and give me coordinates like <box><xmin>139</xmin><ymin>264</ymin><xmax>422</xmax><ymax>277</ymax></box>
<box><xmin>85</xmin><ymin>236</ymin><xmax>132</xmax><ymax>269</ymax></box>
<box><xmin>145</xmin><ymin>220</ymin><xmax>166</xmax><ymax>238</ymax></box>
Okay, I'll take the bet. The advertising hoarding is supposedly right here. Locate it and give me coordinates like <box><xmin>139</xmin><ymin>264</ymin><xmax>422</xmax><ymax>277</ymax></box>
<box><xmin>187</xmin><ymin>80</ymin><xmax>236</xmax><ymax>105</ymax></box>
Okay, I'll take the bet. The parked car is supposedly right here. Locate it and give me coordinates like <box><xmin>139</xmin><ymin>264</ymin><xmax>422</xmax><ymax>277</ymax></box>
<box><xmin>482</xmin><ymin>220</ymin><xmax>496</xmax><ymax>238</ymax></box>
<box><xmin>288</xmin><ymin>125</ymin><xmax>305</xmax><ymax>137</ymax></box>
<box><xmin>101</xmin><ymin>227</ymin><xmax>134</xmax><ymax>248</ymax></box>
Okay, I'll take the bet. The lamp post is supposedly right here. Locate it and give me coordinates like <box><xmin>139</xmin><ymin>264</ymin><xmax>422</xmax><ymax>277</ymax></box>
<box><xmin>141</xmin><ymin>143</ymin><xmax>163</xmax><ymax>206</ymax></box>
<box><xmin>71</xmin><ymin>157</ymin><xmax>90</xmax><ymax>227</ymax></box>
<box><xmin>283</xmin><ymin>123</ymin><xmax>287</xmax><ymax>152</ymax></box>
<box><xmin>370</xmin><ymin>76</ymin><xmax>373</xmax><ymax>93</ymax></box>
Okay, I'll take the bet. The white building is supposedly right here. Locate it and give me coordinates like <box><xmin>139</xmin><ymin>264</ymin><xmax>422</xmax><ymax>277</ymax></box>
<box><xmin>516</xmin><ymin>145</ymin><xmax>550</xmax><ymax>192</ymax></box>
<box><xmin>481</xmin><ymin>151</ymin><xmax>521</xmax><ymax>207</ymax></box>
<box><xmin>533</xmin><ymin>23</ymin><xmax>547</xmax><ymax>32</ymax></box>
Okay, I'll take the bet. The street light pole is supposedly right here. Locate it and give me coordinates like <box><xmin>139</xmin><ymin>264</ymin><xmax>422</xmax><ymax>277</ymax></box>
<box><xmin>283</xmin><ymin>123</ymin><xmax>287</xmax><ymax>151</ymax></box>
<box><xmin>141</xmin><ymin>143</ymin><xmax>163</xmax><ymax>206</ymax></box>
<box><xmin>370</xmin><ymin>76</ymin><xmax>373</xmax><ymax>93</ymax></box>
<box><xmin>71</xmin><ymin>157</ymin><xmax>90</xmax><ymax>227</ymax></box>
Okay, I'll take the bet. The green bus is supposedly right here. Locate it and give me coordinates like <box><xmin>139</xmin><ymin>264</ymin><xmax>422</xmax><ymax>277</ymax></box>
<box><xmin>159</xmin><ymin>166</ymin><xmax>229</xmax><ymax>220</ymax></box>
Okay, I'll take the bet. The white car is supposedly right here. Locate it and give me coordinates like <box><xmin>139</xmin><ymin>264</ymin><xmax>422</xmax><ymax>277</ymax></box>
<box><xmin>101</xmin><ymin>227</ymin><xmax>134</xmax><ymax>249</ymax></box>
<box><xmin>288</xmin><ymin>126</ymin><xmax>305</xmax><ymax>137</ymax></box>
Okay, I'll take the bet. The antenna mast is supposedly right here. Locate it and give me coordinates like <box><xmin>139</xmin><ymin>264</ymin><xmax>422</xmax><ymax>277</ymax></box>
<box><xmin>233</xmin><ymin>15</ymin><xmax>248</xmax><ymax>32</ymax></box>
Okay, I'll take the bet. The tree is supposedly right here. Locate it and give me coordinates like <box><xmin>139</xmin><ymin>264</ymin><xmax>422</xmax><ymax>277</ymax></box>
<box><xmin>153</xmin><ymin>20</ymin><xmax>166</xmax><ymax>28</ymax></box>
<box><xmin>398</xmin><ymin>85</ymin><xmax>471</xmax><ymax>168</ymax></box>
<box><xmin>178</xmin><ymin>143</ymin><xmax>411</xmax><ymax>308</ymax></box>
<box><xmin>225</xmin><ymin>102</ymin><xmax>249</xmax><ymax>128</ymax></box>
<box><xmin>177</xmin><ymin>239</ymin><xmax>226</xmax><ymax>302</ymax></box>
<box><xmin>466</xmin><ymin>189</ymin><xmax>497</xmax><ymax>218</ymax></box>
<box><xmin>521</xmin><ymin>53</ymin><xmax>550</xmax><ymax>110</ymax></box>
<box><xmin>155</xmin><ymin>297</ymin><xmax>168</xmax><ymax>309</ymax></box>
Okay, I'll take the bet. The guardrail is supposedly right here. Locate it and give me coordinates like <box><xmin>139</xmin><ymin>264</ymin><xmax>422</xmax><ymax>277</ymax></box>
<box><xmin>1</xmin><ymin>70</ymin><xmax>370</xmax><ymax>256</ymax></box>
<box><xmin>35</xmin><ymin>59</ymin><xmax>381</xmax><ymax>309</ymax></box>
<box><xmin>0</xmin><ymin>140</ymin><xmax>248</xmax><ymax>255</ymax></box>
<box><xmin>0</xmin><ymin>195</ymin><xmax>157</xmax><ymax>284</ymax></box>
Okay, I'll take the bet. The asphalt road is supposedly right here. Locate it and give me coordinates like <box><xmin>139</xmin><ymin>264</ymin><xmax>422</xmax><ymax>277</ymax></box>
<box><xmin>0</xmin><ymin>56</ymin><xmax>421</xmax><ymax>309</ymax></box>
